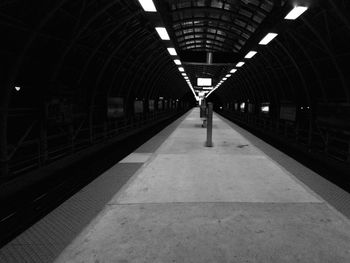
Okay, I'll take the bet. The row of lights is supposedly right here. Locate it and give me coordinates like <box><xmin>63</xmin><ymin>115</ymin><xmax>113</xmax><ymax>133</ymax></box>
<box><xmin>206</xmin><ymin>6</ymin><xmax>308</xmax><ymax>98</ymax></box>
<box><xmin>138</xmin><ymin>0</ymin><xmax>198</xmax><ymax>100</ymax></box>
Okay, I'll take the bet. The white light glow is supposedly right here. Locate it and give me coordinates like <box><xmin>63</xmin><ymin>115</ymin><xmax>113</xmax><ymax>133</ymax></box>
<box><xmin>174</xmin><ymin>59</ymin><xmax>181</xmax><ymax>65</ymax></box>
<box><xmin>137</xmin><ymin>0</ymin><xmax>157</xmax><ymax>12</ymax></box>
<box><xmin>226</xmin><ymin>74</ymin><xmax>231</xmax><ymax>78</ymax></box>
<box><xmin>197</xmin><ymin>78</ymin><xmax>212</xmax><ymax>86</ymax></box>
<box><xmin>223</xmin><ymin>77</ymin><xmax>227</xmax><ymax>81</ymax></box>
<box><xmin>261</xmin><ymin>106</ymin><xmax>270</xmax><ymax>112</ymax></box>
<box><xmin>181</xmin><ymin>73</ymin><xmax>186</xmax><ymax>76</ymax></box>
<box><xmin>167</xmin><ymin>48</ymin><xmax>177</xmax><ymax>56</ymax></box>
<box><xmin>15</xmin><ymin>86</ymin><xmax>21</xmax><ymax>91</ymax></box>
<box><xmin>236</xmin><ymin>62</ymin><xmax>245</xmax><ymax>67</ymax></box>
<box><xmin>178</xmin><ymin>67</ymin><xmax>184</xmax><ymax>72</ymax></box>
<box><xmin>259</xmin><ymin>33</ymin><xmax>278</xmax><ymax>45</ymax></box>
<box><xmin>245</xmin><ymin>51</ymin><xmax>257</xmax><ymax>59</ymax></box>
<box><xmin>230</xmin><ymin>69</ymin><xmax>237</xmax><ymax>73</ymax></box>
<box><xmin>155</xmin><ymin>27</ymin><xmax>170</xmax><ymax>40</ymax></box>
<box><xmin>203</xmin><ymin>87</ymin><xmax>213</xmax><ymax>90</ymax></box>
<box><xmin>285</xmin><ymin>6</ymin><xmax>308</xmax><ymax>20</ymax></box>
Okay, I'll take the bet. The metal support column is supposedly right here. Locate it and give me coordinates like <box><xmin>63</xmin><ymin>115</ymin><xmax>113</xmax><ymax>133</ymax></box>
<box><xmin>39</xmin><ymin>102</ymin><xmax>48</xmax><ymax>166</ymax></box>
<box><xmin>0</xmin><ymin>110</ymin><xmax>8</xmax><ymax>179</ymax></box>
<box><xmin>206</xmin><ymin>102</ymin><xmax>213</xmax><ymax>147</ymax></box>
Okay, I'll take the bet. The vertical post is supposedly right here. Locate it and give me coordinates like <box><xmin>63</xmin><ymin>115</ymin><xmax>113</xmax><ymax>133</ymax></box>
<box><xmin>39</xmin><ymin>102</ymin><xmax>48</xmax><ymax>166</ymax></box>
<box><xmin>206</xmin><ymin>102</ymin><xmax>213</xmax><ymax>147</ymax></box>
<box><xmin>0</xmin><ymin>110</ymin><xmax>8</xmax><ymax>179</ymax></box>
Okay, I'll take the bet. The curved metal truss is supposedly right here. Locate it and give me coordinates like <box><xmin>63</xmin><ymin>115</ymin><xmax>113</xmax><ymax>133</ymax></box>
<box><xmin>166</xmin><ymin>0</ymin><xmax>274</xmax><ymax>52</ymax></box>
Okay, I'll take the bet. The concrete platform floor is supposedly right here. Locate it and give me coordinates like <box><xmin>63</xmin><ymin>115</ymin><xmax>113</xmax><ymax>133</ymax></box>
<box><xmin>1</xmin><ymin>108</ymin><xmax>350</xmax><ymax>263</ymax></box>
<box><xmin>53</xmin><ymin>108</ymin><xmax>350</xmax><ymax>263</ymax></box>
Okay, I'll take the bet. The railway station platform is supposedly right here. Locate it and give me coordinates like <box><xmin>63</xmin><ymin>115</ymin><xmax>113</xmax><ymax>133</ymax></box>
<box><xmin>1</xmin><ymin>108</ymin><xmax>350</xmax><ymax>263</ymax></box>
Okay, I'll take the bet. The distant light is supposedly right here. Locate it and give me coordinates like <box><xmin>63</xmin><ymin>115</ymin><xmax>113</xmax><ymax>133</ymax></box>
<box><xmin>285</xmin><ymin>6</ymin><xmax>308</xmax><ymax>20</ymax></box>
<box><xmin>197</xmin><ymin>78</ymin><xmax>212</xmax><ymax>86</ymax></box>
<box><xmin>167</xmin><ymin>48</ymin><xmax>177</xmax><ymax>56</ymax></box>
<box><xmin>223</xmin><ymin>77</ymin><xmax>227</xmax><ymax>80</ymax></box>
<box><xmin>155</xmin><ymin>27</ymin><xmax>170</xmax><ymax>40</ymax></box>
<box><xmin>245</xmin><ymin>51</ymin><xmax>257</xmax><ymax>59</ymax></box>
<box><xmin>226</xmin><ymin>74</ymin><xmax>231</xmax><ymax>78</ymax></box>
<box><xmin>261</xmin><ymin>106</ymin><xmax>269</xmax><ymax>113</ymax></box>
<box><xmin>178</xmin><ymin>67</ymin><xmax>184</xmax><ymax>72</ymax></box>
<box><xmin>220</xmin><ymin>106</ymin><xmax>223</xmax><ymax>110</ymax></box>
<box><xmin>203</xmin><ymin>87</ymin><xmax>213</xmax><ymax>90</ymax></box>
<box><xmin>181</xmin><ymin>73</ymin><xmax>186</xmax><ymax>76</ymax></box>
<box><xmin>259</xmin><ymin>33</ymin><xmax>278</xmax><ymax>45</ymax></box>
<box><xmin>240</xmin><ymin>102</ymin><xmax>245</xmax><ymax>110</ymax></box>
<box><xmin>230</xmin><ymin>69</ymin><xmax>237</xmax><ymax>73</ymax></box>
<box><xmin>15</xmin><ymin>86</ymin><xmax>21</xmax><ymax>91</ymax></box>
<box><xmin>174</xmin><ymin>59</ymin><xmax>181</xmax><ymax>65</ymax></box>
<box><xmin>236</xmin><ymin>62</ymin><xmax>245</xmax><ymax>67</ymax></box>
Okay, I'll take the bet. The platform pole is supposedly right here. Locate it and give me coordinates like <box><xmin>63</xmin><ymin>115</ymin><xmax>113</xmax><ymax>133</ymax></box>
<box><xmin>206</xmin><ymin>102</ymin><xmax>213</xmax><ymax>147</ymax></box>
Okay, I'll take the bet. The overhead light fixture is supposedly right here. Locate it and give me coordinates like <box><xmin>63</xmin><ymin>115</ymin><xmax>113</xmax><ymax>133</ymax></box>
<box><xmin>137</xmin><ymin>0</ymin><xmax>157</xmax><ymax>12</ymax></box>
<box><xmin>285</xmin><ymin>6</ymin><xmax>308</xmax><ymax>20</ymax></box>
<box><xmin>181</xmin><ymin>73</ymin><xmax>186</xmax><ymax>76</ymax></box>
<box><xmin>226</xmin><ymin>74</ymin><xmax>231</xmax><ymax>78</ymax></box>
<box><xmin>259</xmin><ymin>33</ymin><xmax>278</xmax><ymax>45</ymax></box>
<box><xmin>203</xmin><ymin>87</ymin><xmax>213</xmax><ymax>90</ymax></box>
<box><xmin>230</xmin><ymin>69</ymin><xmax>237</xmax><ymax>74</ymax></box>
<box><xmin>155</xmin><ymin>27</ymin><xmax>170</xmax><ymax>40</ymax></box>
<box><xmin>15</xmin><ymin>86</ymin><xmax>21</xmax><ymax>91</ymax></box>
<box><xmin>245</xmin><ymin>51</ymin><xmax>257</xmax><ymax>59</ymax></box>
<box><xmin>174</xmin><ymin>59</ymin><xmax>181</xmax><ymax>65</ymax></box>
<box><xmin>167</xmin><ymin>48</ymin><xmax>177</xmax><ymax>56</ymax></box>
<box><xmin>178</xmin><ymin>67</ymin><xmax>184</xmax><ymax>72</ymax></box>
<box><xmin>236</xmin><ymin>62</ymin><xmax>245</xmax><ymax>67</ymax></box>
<box><xmin>223</xmin><ymin>77</ymin><xmax>227</xmax><ymax>80</ymax></box>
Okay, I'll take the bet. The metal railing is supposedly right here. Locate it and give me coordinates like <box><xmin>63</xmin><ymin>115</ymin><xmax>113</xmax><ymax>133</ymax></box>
<box><xmin>220</xmin><ymin>109</ymin><xmax>350</xmax><ymax>164</ymax></box>
<box><xmin>2</xmin><ymin>108</ymin><xmax>184</xmax><ymax>183</ymax></box>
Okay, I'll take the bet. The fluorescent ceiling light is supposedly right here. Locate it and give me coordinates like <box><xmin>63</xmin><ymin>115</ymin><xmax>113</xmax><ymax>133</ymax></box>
<box><xmin>226</xmin><ymin>74</ymin><xmax>231</xmax><ymax>78</ymax></box>
<box><xmin>15</xmin><ymin>86</ymin><xmax>21</xmax><ymax>91</ymax></box>
<box><xmin>167</xmin><ymin>48</ymin><xmax>177</xmax><ymax>56</ymax></box>
<box><xmin>259</xmin><ymin>33</ymin><xmax>278</xmax><ymax>45</ymax></box>
<box><xmin>245</xmin><ymin>51</ymin><xmax>257</xmax><ymax>59</ymax></box>
<box><xmin>178</xmin><ymin>67</ymin><xmax>184</xmax><ymax>72</ymax></box>
<box><xmin>197</xmin><ymin>78</ymin><xmax>212</xmax><ymax>86</ymax></box>
<box><xmin>230</xmin><ymin>69</ymin><xmax>237</xmax><ymax>73</ymax></box>
<box><xmin>285</xmin><ymin>6</ymin><xmax>308</xmax><ymax>20</ymax></box>
<box><xmin>181</xmin><ymin>73</ymin><xmax>186</xmax><ymax>76</ymax></box>
<box><xmin>223</xmin><ymin>77</ymin><xmax>227</xmax><ymax>80</ymax></box>
<box><xmin>236</xmin><ymin>62</ymin><xmax>245</xmax><ymax>67</ymax></box>
<box><xmin>203</xmin><ymin>87</ymin><xmax>213</xmax><ymax>90</ymax></box>
<box><xmin>137</xmin><ymin>0</ymin><xmax>157</xmax><ymax>12</ymax></box>
<box><xmin>155</xmin><ymin>27</ymin><xmax>170</xmax><ymax>40</ymax></box>
<box><xmin>174</xmin><ymin>59</ymin><xmax>181</xmax><ymax>65</ymax></box>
